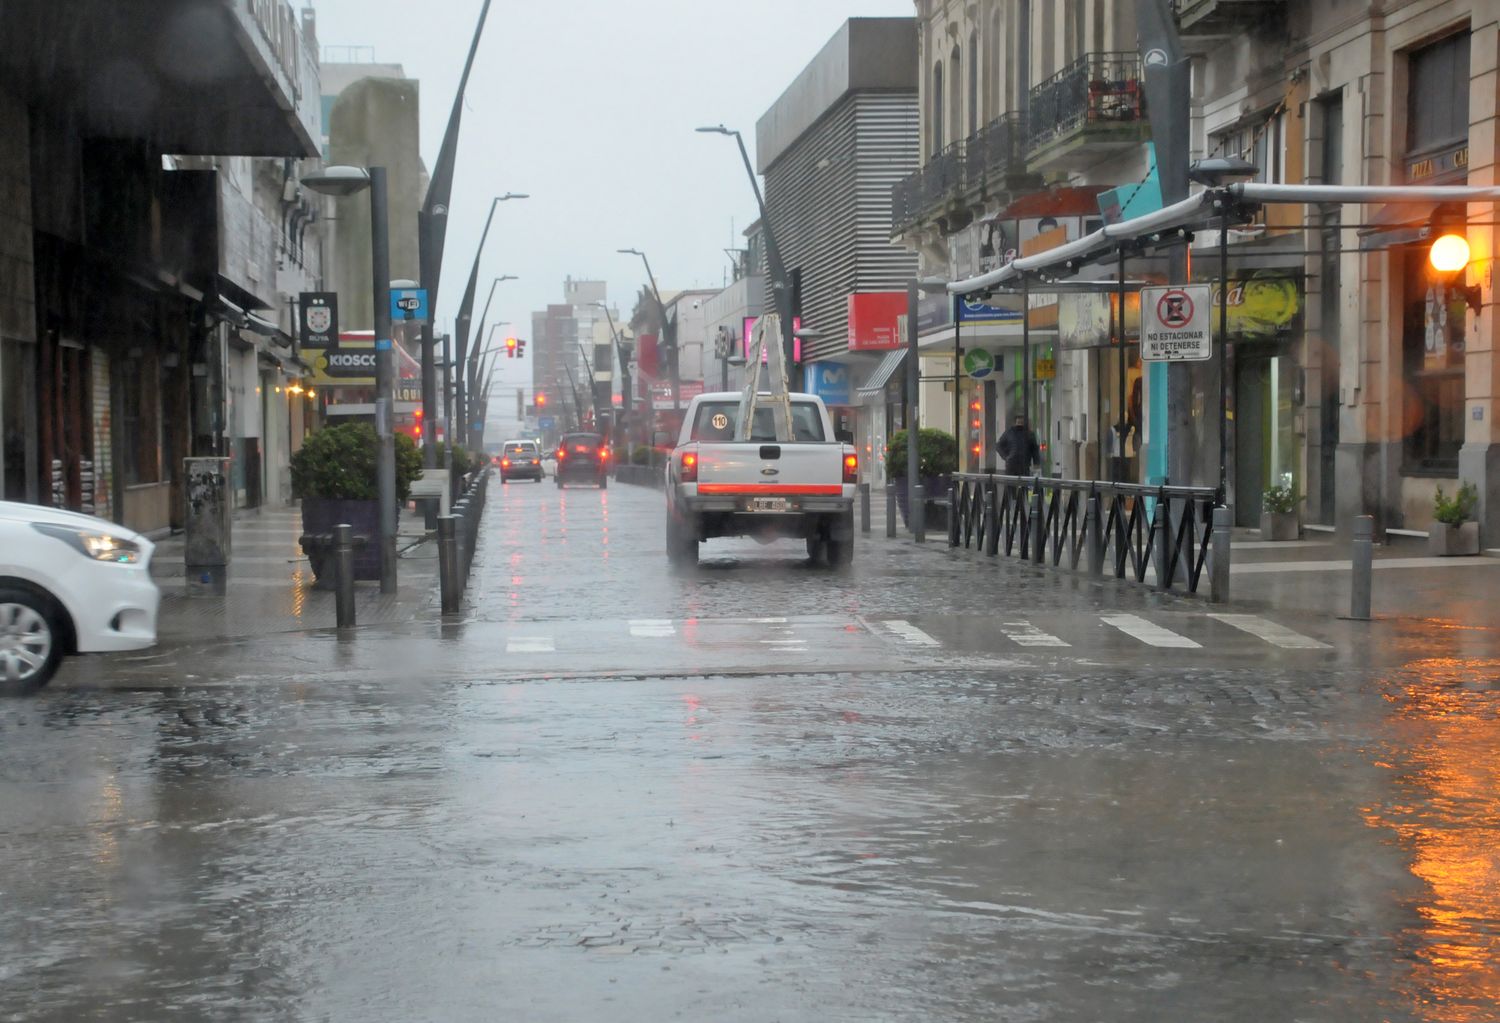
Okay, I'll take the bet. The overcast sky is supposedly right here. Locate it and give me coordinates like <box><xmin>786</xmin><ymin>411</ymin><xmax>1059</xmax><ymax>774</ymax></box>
<box><xmin>307</xmin><ymin>0</ymin><xmax>911</xmax><ymax>424</ymax></box>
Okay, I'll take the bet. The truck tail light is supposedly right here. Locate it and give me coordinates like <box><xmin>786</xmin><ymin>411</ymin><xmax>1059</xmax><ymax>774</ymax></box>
<box><xmin>557</xmin><ymin>448</ymin><xmax>566</xmax><ymax>460</ymax></box>
<box><xmin>680</xmin><ymin>448</ymin><xmax>699</xmax><ymax>483</ymax></box>
<box><xmin>843</xmin><ymin>452</ymin><xmax>858</xmax><ymax>484</ymax></box>
<box><xmin>599</xmin><ymin>447</ymin><xmax>609</xmax><ymax>461</ymax></box>
<box><xmin>501</xmin><ymin>458</ymin><xmax>511</xmax><ymax>468</ymax></box>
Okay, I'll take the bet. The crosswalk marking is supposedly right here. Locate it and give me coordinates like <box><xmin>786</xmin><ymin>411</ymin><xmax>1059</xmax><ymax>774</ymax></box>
<box><xmin>507</xmin><ymin>637</ymin><xmax>555</xmax><ymax>654</ymax></box>
<box><xmin>629</xmin><ymin>619</ymin><xmax>676</xmax><ymax>638</ymax></box>
<box><xmin>1208</xmin><ymin>614</ymin><xmax>1330</xmax><ymax>650</ymax></box>
<box><xmin>880</xmin><ymin>619</ymin><xmax>941</xmax><ymax>647</ymax></box>
<box><xmin>999</xmin><ymin>621</ymin><xmax>1070</xmax><ymax>648</ymax></box>
<box><xmin>1100</xmin><ymin>614</ymin><xmax>1201</xmax><ymax>649</ymax></box>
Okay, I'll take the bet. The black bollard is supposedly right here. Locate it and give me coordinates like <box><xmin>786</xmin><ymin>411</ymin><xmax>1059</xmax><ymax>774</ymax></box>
<box><xmin>334</xmin><ymin>523</ymin><xmax>356</xmax><ymax>629</ymax></box>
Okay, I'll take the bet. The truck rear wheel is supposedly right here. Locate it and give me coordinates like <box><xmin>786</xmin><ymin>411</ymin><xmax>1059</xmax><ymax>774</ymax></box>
<box><xmin>667</xmin><ymin>513</ymin><xmax>698</xmax><ymax>567</ymax></box>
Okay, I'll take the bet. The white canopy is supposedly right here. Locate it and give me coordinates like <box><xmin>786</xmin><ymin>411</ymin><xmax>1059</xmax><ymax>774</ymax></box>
<box><xmin>949</xmin><ymin>183</ymin><xmax>1500</xmax><ymax>296</ymax></box>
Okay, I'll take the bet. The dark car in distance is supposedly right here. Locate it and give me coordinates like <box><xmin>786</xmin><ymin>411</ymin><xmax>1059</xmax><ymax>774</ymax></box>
<box><xmin>554</xmin><ymin>433</ymin><xmax>609</xmax><ymax>489</ymax></box>
<box><xmin>499</xmin><ymin>440</ymin><xmax>544</xmax><ymax>483</ymax></box>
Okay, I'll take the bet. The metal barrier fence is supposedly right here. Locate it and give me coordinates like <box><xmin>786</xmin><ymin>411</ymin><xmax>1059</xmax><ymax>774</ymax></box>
<box><xmin>438</xmin><ymin>468</ymin><xmax>490</xmax><ymax>613</ymax></box>
<box><xmin>945</xmin><ymin>473</ymin><xmax>1224</xmax><ymax>597</ymax></box>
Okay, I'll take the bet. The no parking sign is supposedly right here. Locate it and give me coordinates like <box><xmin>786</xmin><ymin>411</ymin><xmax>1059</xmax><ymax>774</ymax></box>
<box><xmin>1140</xmin><ymin>284</ymin><xmax>1213</xmax><ymax>362</ymax></box>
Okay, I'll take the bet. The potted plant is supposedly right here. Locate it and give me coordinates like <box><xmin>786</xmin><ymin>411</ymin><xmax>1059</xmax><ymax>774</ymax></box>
<box><xmin>1430</xmin><ymin>482</ymin><xmax>1480</xmax><ymax>556</ymax></box>
<box><xmin>291</xmin><ymin>423</ymin><xmax>423</xmax><ymax>582</ymax></box>
<box><xmin>886</xmin><ymin>428</ymin><xmax>959</xmax><ymax>528</ymax></box>
<box><xmin>1260</xmin><ymin>483</ymin><xmax>1301</xmax><ymax>541</ymax></box>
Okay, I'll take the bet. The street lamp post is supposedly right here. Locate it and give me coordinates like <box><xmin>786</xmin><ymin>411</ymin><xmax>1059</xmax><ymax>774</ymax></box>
<box><xmin>696</xmin><ymin>125</ymin><xmax>796</xmax><ymax>384</ymax></box>
<box><xmin>450</xmin><ymin>196</ymin><xmax>527</xmax><ymax>460</ymax></box>
<box><xmin>1188</xmin><ymin>157</ymin><xmax>1259</xmax><ymax>501</ymax></box>
<box><xmin>617</xmin><ymin>248</ymin><xmax>678</xmax><ymax>413</ymax></box>
<box><xmin>466</xmin><ymin>275</ymin><xmax>518</xmax><ymax>446</ymax></box>
<box><xmin>302</xmin><ymin>165</ymin><xmax>398</xmax><ymax>593</ymax></box>
<box><xmin>418</xmin><ymin>0</ymin><xmax>495</xmax><ymax>467</ymax></box>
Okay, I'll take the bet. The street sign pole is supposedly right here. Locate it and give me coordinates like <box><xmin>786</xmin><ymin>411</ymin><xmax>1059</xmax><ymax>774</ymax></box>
<box><xmin>370</xmin><ymin>167</ymin><xmax>397</xmax><ymax>594</ymax></box>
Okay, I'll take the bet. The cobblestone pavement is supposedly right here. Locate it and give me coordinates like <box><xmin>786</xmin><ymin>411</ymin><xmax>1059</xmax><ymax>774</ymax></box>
<box><xmin>4</xmin><ymin>477</ymin><xmax>1498</xmax><ymax>1021</ymax></box>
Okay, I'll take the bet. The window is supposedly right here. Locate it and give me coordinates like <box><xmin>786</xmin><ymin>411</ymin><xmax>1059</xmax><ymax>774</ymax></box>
<box><xmin>1407</xmin><ymin>32</ymin><xmax>1470</xmax><ymax>157</ymax></box>
<box><xmin>118</xmin><ymin>348</ymin><xmax>162</xmax><ymax>485</ymax></box>
<box><xmin>690</xmin><ymin>401</ymin><xmax>826</xmax><ymax>443</ymax></box>
<box><xmin>968</xmin><ymin>31</ymin><xmax>979</xmax><ymax>136</ymax></box>
<box><xmin>932</xmin><ymin>62</ymin><xmax>945</xmax><ymax>155</ymax></box>
<box><xmin>950</xmin><ymin>45</ymin><xmax>963</xmax><ymax>147</ymax></box>
<box><xmin>1401</xmin><ymin>247</ymin><xmax>1466</xmax><ymax>473</ymax></box>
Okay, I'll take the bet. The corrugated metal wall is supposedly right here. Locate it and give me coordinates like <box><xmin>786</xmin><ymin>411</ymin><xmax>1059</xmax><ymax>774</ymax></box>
<box><xmin>762</xmin><ymin>91</ymin><xmax>919</xmax><ymax>366</ymax></box>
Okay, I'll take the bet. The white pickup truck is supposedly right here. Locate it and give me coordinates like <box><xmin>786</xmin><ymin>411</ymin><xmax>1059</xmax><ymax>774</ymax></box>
<box><xmin>664</xmin><ymin>391</ymin><xmax>858</xmax><ymax>567</ymax></box>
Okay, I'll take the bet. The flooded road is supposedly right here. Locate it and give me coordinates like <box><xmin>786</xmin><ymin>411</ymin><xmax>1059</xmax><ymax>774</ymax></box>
<box><xmin>3</xmin><ymin>480</ymin><xmax>1499</xmax><ymax>1021</ymax></box>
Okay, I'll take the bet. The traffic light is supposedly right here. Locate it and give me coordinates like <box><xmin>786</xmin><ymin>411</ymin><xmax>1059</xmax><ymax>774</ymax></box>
<box><xmin>516</xmin><ymin>338</ymin><xmax>526</xmax><ymax>357</ymax></box>
<box><xmin>536</xmin><ymin>392</ymin><xmax>547</xmax><ymax>407</ymax></box>
<box><xmin>505</xmin><ymin>336</ymin><xmax>517</xmax><ymax>358</ymax></box>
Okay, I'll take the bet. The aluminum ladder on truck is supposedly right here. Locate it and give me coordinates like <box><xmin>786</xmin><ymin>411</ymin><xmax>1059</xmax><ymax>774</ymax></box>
<box><xmin>735</xmin><ymin>314</ymin><xmax>795</xmax><ymax>443</ymax></box>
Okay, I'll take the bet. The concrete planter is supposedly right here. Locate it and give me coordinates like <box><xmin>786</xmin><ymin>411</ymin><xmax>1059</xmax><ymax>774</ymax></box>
<box><xmin>1429</xmin><ymin>521</ymin><xmax>1479</xmax><ymax>556</ymax></box>
<box><xmin>1259</xmin><ymin>510</ymin><xmax>1299</xmax><ymax>541</ymax></box>
<box><xmin>894</xmin><ymin>475</ymin><xmax>951</xmax><ymax>528</ymax></box>
<box><xmin>300</xmin><ymin>498</ymin><xmax>380</xmax><ymax>581</ymax></box>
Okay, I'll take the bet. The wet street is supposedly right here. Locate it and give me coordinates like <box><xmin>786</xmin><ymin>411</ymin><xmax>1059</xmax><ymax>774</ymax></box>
<box><xmin>4</xmin><ymin>478</ymin><xmax>1500</xmax><ymax>1022</ymax></box>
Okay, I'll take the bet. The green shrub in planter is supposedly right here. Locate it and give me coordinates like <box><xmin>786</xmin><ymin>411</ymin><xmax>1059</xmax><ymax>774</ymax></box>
<box><xmin>1434</xmin><ymin>482</ymin><xmax>1478</xmax><ymax>526</ymax></box>
<box><xmin>432</xmin><ymin>441</ymin><xmax>482</xmax><ymax>476</ymax></box>
<box><xmin>1262</xmin><ymin>483</ymin><xmax>1300</xmax><ymax>515</ymax></box>
<box><xmin>292</xmin><ymin>422</ymin><xmax>423</xmax><ymax>501</ymax></box>
<box><xmin>885</xmin><ymin>428</ymin><xmax>958</xmax><ymax>478</ymax></box>
<box><xmin>631</xmin><ymin>444</ymin><xmax>653</xmax><ymax>466</ymax></box>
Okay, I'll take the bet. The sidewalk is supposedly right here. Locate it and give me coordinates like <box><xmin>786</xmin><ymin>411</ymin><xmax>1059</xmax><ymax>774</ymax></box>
<box><xmin>860</xmin><ymin>492</ymin><xmax>1500</xmax><ymax>630</ymax></box>
<box><xmin>149</xmin><ymin>506</ymin><xmax>440</xmax><ymax>641</ymax></box>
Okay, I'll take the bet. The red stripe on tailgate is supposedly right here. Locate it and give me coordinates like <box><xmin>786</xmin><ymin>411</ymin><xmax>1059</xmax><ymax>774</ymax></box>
<box><xmin>696</xmin><ymin>483</ymin><xmax>843</xmax><ymax>496</ymax></box>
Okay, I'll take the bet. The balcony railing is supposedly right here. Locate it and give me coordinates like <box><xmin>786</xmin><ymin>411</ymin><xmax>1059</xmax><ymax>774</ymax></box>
<box><xmin>891</xmin><ymin>138</ymin><xmax>964</xmax><ymax>232</ymax></box>
<box><xmin>1027</xmin><ymin>52</ymin><xmax>1145</xmax><ymax>154</ymax></box>
<box><xmin>965</xmin><ymin>112</ymin><xmax>1023</xmax><ymax>184</ymax></box>
<box><xmin>891</xmin><ymin>114</ymin><xmax>1028</xmax><ymax>233</ymax></box>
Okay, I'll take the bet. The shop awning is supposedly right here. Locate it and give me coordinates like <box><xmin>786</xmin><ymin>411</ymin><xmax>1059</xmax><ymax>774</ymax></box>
<box><xmin>856</xmin><ymin>348</ymin><xmax>907</xmax><ymax>397</ymax></box>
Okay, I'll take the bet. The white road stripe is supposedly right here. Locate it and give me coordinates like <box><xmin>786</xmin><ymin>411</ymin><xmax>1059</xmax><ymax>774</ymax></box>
<box><xmin>999</xmin><ymin>621</ymin><xmax>1070</xmax><ymax>648</ymax></box>
<box><xmin>880</xmin><ymin>620</ymin><xmax>941</xmax><ymax>647</ymax></box>
<box><xmin>1208</xmin><ymin>614</ymin><xmax>1330</xmax><ymax>650</ymax></box>
<box><xmin>1100</xmin><ymin>614</ymin><xmax>1201</xmax><ymax>649</ymax></box>
<box><xmin>629</xmin><ymin>619</ymin><xmax>676</xmax><ymax>638</ymax></box>
<box><xmin>507</xmin><ymin>637</ymin><xmax>555</xmax><ymax>654</ymax></box>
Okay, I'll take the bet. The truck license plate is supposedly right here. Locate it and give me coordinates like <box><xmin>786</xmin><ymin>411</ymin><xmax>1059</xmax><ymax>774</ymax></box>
<box><xmin>750</xmin><ymin>497</ymin><xmax>788</xmax><ymax>513</ymax></box>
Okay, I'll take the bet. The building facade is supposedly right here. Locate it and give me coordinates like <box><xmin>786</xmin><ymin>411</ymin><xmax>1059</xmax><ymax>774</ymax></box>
<box><xmin>0</xmin><ymin>0</ymin><xmax>321</xmax><ymax>533</ymax></box>
<box><xmin>755</xmin><ymin>17</ymin><xmax>920</xmax><ymax>476</ymax></box>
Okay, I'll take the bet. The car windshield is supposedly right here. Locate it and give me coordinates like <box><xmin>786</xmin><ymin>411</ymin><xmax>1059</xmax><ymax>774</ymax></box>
<box><xmin>689</xmin><ymin>401</ymin><xmax>826</xmax><ymax>442</ymax></box>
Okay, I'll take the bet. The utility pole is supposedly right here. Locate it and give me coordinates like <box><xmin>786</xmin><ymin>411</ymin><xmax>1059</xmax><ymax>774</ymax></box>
<box><xmin>1138</xmin><ymin>0</ymin><xmax>1196</xmax><ymax>488</ymax></box>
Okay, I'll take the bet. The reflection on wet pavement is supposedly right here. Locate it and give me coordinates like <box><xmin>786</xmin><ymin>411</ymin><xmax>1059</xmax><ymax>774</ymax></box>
<box><xmin>5</xmin><ymin>482</ymin><xmax>1500</xmax><ymax>1020</ymax></box>
<box><xmin>1365</xmin><ymin>657</ymin><xmax>1500</xmax><ymax>1022</ymax></box>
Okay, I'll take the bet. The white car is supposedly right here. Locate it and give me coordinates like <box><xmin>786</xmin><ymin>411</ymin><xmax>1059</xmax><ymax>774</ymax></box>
<box><xmin>0</xmin><ymin>501</ymin><xmax>161</xmax><ymax>690</ymax></box>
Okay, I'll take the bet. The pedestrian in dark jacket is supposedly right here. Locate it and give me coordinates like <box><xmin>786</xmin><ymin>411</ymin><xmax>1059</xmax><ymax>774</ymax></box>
<box><xmin>996</xmin><ymin>415</ymin><xmax>1041</xmax><ymax>477</ymax></box>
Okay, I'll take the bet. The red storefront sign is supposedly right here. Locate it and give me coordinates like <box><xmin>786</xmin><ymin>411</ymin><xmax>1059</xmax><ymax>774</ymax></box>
<box><xmin>847</xmin><ymin>292</ymin><xmax>907</xmax><ymax>351</ymax></box>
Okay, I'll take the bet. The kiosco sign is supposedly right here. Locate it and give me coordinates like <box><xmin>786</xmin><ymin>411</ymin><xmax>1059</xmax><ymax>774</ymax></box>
<box><xmin>1139</xmin><ymin>284</ymin><xmax>1213</xmax><ymax>362</ymax></box>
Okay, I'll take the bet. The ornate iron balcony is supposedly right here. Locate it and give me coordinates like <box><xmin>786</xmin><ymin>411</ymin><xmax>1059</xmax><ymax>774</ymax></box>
<box><xmin>1027</xmin><ymin>52</ymin><xmax>1146</xmax><ymax>156</ymax></box>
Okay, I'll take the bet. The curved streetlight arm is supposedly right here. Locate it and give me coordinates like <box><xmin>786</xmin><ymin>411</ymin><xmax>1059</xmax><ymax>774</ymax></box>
<box><xmin>700</xmin><ymin>127</ymin><xmax>796</xmax><ymax>372</ymax></box>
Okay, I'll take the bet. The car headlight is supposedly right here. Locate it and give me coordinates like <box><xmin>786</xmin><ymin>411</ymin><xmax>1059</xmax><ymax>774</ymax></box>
<box><xmin>32</xmin><ymin>522</ymin><xmax>145</xmax><ymax>564</ymax></box>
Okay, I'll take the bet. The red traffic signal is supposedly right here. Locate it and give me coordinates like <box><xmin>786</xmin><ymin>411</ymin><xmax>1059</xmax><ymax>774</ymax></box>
<box><xmin>536</xmin><ymin>392</ymin><xmax>547</xmax><ymax>407</ymax></box>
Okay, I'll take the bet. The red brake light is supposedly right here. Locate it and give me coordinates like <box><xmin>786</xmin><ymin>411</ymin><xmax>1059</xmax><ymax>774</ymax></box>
<box><xmin>557</xmin><ymin>448</ymin><xmax>566</xmax><ymax>459</ymax></box>
<box><xmin>501</xmin><ymin>458</ymin><xmax>511</xmax><ymax>468</ymax></box>
<box><xmin>680</xmin><ymin>450</ymin><xmax>698</xmax><ymax>483</ymax></box>
<box><xmin>843</xmin><ymin>452</ymin><xmax>858</xmax><ymax>484</ymax></box>
<box><xmin>599</xmin><ymin>448</ymin><xmax>609</xmax><ymax>461</ymax></box>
